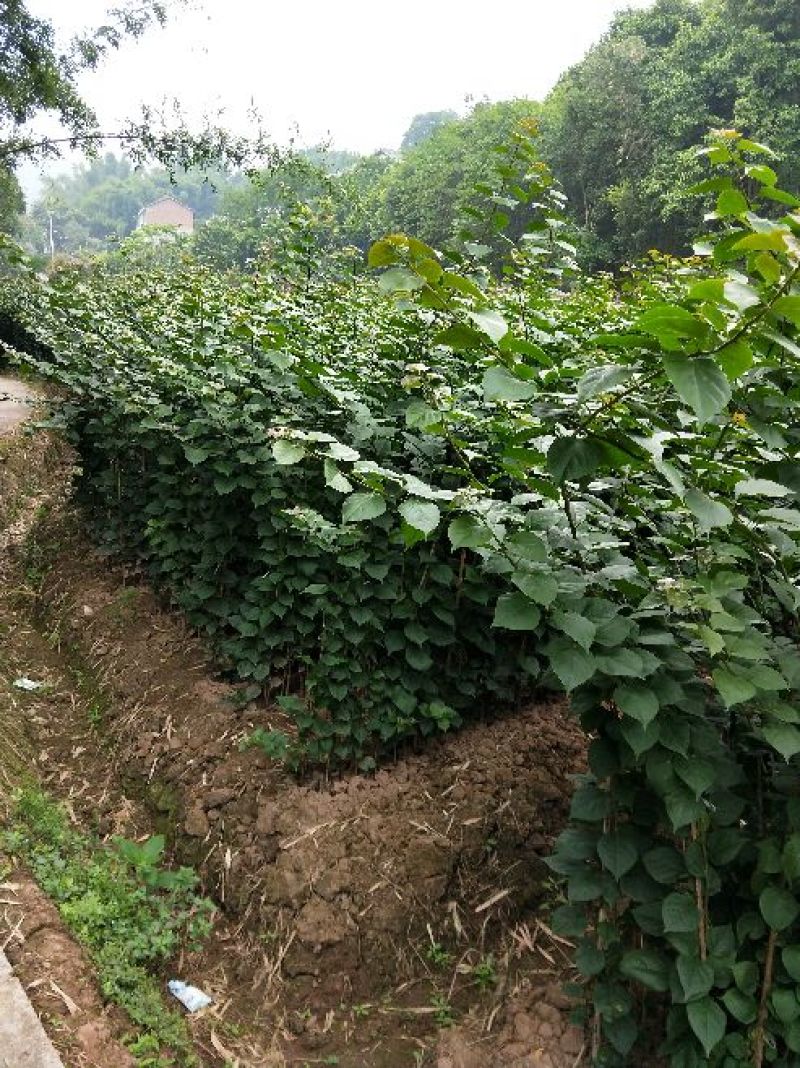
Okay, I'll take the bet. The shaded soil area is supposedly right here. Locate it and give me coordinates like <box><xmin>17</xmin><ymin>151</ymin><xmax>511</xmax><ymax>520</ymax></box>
<box><xmin>0</xmin><ymin>409</ymin><xmax>587</xmax><ymax>1067</ymax></box>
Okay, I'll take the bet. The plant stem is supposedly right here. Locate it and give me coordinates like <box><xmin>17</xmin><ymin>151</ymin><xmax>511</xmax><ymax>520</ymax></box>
<box><xmin>754</xmin><ymin>928</ymin><xmax>778</xmax><ymax>1068</ymax></box>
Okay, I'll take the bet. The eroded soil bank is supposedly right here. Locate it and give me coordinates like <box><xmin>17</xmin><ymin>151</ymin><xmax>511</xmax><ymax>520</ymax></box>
<box><xmin>0</xmin><ymin>410</ymin><xmax>586</xmax><ymax>1067</ymax></box>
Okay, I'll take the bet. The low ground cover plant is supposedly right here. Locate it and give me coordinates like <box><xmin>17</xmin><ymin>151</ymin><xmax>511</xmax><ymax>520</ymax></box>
<box><xmin>2</xmin><ymin>790</ymin><xmax>214</xmax><ymax>1065</ymax></box>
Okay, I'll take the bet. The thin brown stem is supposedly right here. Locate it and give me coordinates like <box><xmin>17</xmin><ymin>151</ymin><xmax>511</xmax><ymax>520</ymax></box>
<box><xmin>754</xmin><ymin>928</ymin><xmax>778</xmax><ymax>1068</ymax></box>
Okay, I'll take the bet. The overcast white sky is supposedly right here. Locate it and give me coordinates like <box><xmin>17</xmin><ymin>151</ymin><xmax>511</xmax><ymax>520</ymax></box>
<box><xmin>21</xmin><ymin>0</ymin><xmax>651</xmax><ymax>196</ymax></box>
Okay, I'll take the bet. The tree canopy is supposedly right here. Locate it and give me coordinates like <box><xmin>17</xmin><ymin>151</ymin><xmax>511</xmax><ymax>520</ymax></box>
<box><xmin>541</xmin><ymin>0</ymin><xmax>800</xmax><ymax>263</ymax></box>
<box><xmin>378</xmin><ymin>100</ymin><xmax>541</xmax><ymax>251</ymax></box>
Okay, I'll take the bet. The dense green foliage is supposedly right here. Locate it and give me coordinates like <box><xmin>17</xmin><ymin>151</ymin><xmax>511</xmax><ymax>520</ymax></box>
<box><xmin>2</xmin><ymin>789</ymin><xmax>213</xmax><ymax>1063</ymax></box>
<box><xmin>23</xmin><ymin>101</ymin><xmax>543</xmax><ymax>265</ymax></box>
<box><xmin>6</xmin><ymin>118</ymin><xmax>800</xmax><ymax>1066</ymax></box>
<box><xmin>542</xmin><ymin>0</ymin><xmax>800</xmax><ymax>263</ymax></box>
<box><xmin>1</xmin><ymin>0</ymin><xmax>282</xmax><ymax>240</ymax></box>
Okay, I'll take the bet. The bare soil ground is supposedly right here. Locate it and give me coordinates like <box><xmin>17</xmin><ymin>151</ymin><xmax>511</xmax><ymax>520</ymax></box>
<box><xmin>0</xmin><ymin>407</ymin><xmax>587</xmax><ymax>1067</ymax></box>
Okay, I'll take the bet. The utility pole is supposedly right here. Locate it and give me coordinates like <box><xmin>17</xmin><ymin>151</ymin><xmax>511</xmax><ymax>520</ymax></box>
<box><xmin>47</xmin><ymin>211</ymin><xmax>55</xmax><ymax>262</ymax></box>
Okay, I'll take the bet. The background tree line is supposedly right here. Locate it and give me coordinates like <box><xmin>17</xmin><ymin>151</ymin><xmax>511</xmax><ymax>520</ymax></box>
<box><xmin>7</xmin><ymin>0</ymin><xmax>800</xmax><ymax>268</ymax></box>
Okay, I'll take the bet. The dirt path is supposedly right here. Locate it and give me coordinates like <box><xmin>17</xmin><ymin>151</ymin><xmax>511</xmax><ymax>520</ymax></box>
<box><xmin>0</xmin><ymin>381</ymin><xmax>67</xmax><ymax>1068</ymax></box>
<box><xmin>0</xmin><ymin>375</ymin><xmax>37</xmax><ymax>433</ymax></box>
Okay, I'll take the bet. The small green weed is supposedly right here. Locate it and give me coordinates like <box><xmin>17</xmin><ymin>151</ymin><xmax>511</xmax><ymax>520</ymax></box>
<box><xmin>469</xmin><ymin>954</ymin><xmax>497</xmax><ymax>991</ymax></box>
<box><xmin>2</xmin><ymin>789</ymin><xmax>215</xmax><ymax>1065</ymax></box>
<box><xmin>240</xmin><ymin>727</ymin><xmax>301</xmax><ymax>770</ymax></box>
<box><xmin>424</xmin><ymin>941</ymin><xmax>452</xmax><ymax>968</ymax></box>
<box><xmin>430</xmin><ymin>994</ymin><xmax>455</xmax><ymax>1028</ymax></box>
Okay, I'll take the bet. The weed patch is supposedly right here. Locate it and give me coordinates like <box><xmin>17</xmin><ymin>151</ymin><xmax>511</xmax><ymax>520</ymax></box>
<box><xmin>1</xmin><ymin>789</ymin><xmax>214</xmax><ymax>1066</ymax></box>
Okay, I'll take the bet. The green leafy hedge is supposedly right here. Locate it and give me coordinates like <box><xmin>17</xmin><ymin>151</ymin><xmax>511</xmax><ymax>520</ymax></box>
<box><xmin>5</xmin><ymin>125</ymin><xmax>800</xmax><ymax>1064</ymax></box>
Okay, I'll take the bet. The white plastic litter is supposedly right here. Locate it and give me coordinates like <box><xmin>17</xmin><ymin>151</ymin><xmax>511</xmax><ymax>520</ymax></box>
<box><xmin>12</xmin><ymin>677</ymin><xmax>44</xmax><ymax>691</ymax></box>
<box><xmin>167</xmin><ymin>980</ymin><xmax>213</xmax><ymax>1013</ymax></box>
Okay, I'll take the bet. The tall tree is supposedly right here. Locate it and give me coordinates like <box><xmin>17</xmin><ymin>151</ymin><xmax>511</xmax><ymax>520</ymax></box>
<box><xmin>541</xmin><ymin>0</ymin><xmax>800</xmax><ymax>264</ymax></box>
<box><xmin>379</xmin><ymin>99</ymin><xmax>541</xmax><ymax>251</ymax></box>
<box><xmin>400</xmin><ymin>110</ymin><xmax>458</xmax><ymax>151</ymax></box>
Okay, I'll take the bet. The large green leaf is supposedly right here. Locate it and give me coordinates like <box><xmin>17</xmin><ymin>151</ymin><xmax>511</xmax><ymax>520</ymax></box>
<box><xmin>492</xmin><ymin>593</ymin><xmax>541</xmax><ymax>631</ymax></box>
<box><xmin>687</xmin><ymin>997</ymin><xmax>726</xmax><ymax>1056</ymax></box>
<box><xmin>614</xmin><ymin>683</ymin><xmax>659</xmax><ymax>727</ymax></box>
<box><xmin>576</xmin><ymin>365</ymin><xmax>634</xmax><ymax>402</ymax></box>
<box><xmin>547</xmin><ymin>437</ymin><xmax>604</xmax><ymax>483</ymax></box>
<box><xmin>341</xmin><ymin>492</ymin><xmax>386</xmax><ymax>523</ymax></box>
<box><xmin>763</xmin><ymin>722</ymin><xmax>800</xmax><ymax>762</ymax></box>
<box><xmin>643</xmin><ymin>846</ymin><xmax>685</xmax><ymax>885</ymax></box>
<box><xmin>783</xmin><ymin>947</ymin><xmax>800</xmax><ymax>983</ymax></box>
<box><xmin>511</xmin><ymin>570</ymin><xmax>558</xmax><ymax>605</ymax></box>
<box><xmin>684</xmin><ymin>489</ymin><xmax>733</xmax><ymax>531</ymax></box>
<box><xmin>378</xmin><ymin>266</ymin><xmax>425</xmax><ymax>294</ymax></box>
<box><xmin>469</xmin><ymin>309</ymin><xmax>508</xmax><ymax>343</ymax></box>
<box><xmin>272</xmin><ymin>439</ymin><xmax>306</xmax><ymax>465</ymax></box>
<box><xmin>760</xmin><ymin>886</ymin><xmax>799</xmax><ymax>931</ymax></box>
<box><xmin>549</xmin><ymin>645</ymin><xmax>596</xmax><ymax>692</ymax></box>
<box><xmin>575</xmin><ymin>940</ymin><xmax>606</xmax><ymax>977</ymax></box>
<box><xmin>713</xmin><ymin>667</ymin><xmax>756</xmax><ymax>708</ymax></box>
<box><xmin>774</xmin><ymin>295</ymin><xmax>800</xmax><ymax>328</ymax></box>
<box><xmin>637</xmin><ymin>304</ymin><xmax>707</xmax><ymax>348</ymax></box>
<box><xmin>448</xmin><ymin>515</ymin><xmax>492</xmax><ymax>549</ymax></box>
<box><xmin>662</xmin><ymin>892</ymin><xmax>699</xmax><ymax>933</ymax></box>
<box><xmin>597</xmin><ymin>828</ymin><xmax>639</xmax><ymax>880</ymax></box>
<box><xmin>734</xmin><ymin>479</ymin><xmax>792</xmax><ymax>498</ymax></box>
<box><xmin>677</xmin><ymin>956</ymin><xmax>714</xmax><ymax>1002</ymax></box>
<box><xmin>662</xmin><ymin>355</ymin><xmax>731</xmax><ymax>423</ymax></box>
<box><xmin>552</xmin><ymin>610</ymin><xmax>596</xmax><ymax>651</ymax></box>
<box><xmin>398</xmin><ymin>499</ymin><xmax>440</xmax><ymax>536</ymax></box>
<box><xmin>619</xmin><ymin>949</ymin><xmax>670</xmax><ymax>992</ymax></box>
<box><xmin>483</xmin><ymin>366</ymin><xmax>537</xmax><ymax>402</ymax></box>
